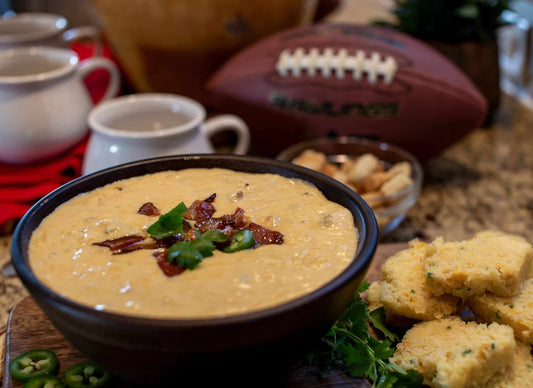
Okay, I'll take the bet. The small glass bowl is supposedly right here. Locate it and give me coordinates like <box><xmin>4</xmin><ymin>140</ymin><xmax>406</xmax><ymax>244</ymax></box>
<box><xmin>277</xmin><ymin>137</ymin><xmax>423</xmax><ymax>236</ymax></box>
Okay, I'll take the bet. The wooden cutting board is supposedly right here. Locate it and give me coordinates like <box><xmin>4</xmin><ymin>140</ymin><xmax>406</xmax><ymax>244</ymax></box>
<box><xmin>2</xmin><ymin>243</ymin><xmax>407</xmax><ymax>387</ymax></box>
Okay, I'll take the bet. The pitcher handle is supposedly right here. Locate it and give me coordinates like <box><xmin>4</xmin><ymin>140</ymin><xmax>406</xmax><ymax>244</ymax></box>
<box><xmin>77</xmin><ymin>57</ymin><xmax>120</xmax><ymax>103</ymax></box>
<box><xmin>63</xmin><ymin>26</ymin><xmax>103</xmax><ymax>56</ymax></box>
<box><xmin>203</xmin><ymin>115</ymin><xmax>250</xmax><ymax>155</ymax></box>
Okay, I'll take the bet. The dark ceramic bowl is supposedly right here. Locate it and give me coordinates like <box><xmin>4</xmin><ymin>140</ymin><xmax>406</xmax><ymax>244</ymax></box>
<box><xmin>11</xmin><ymin>154</ymin><xmax>378</xmax><ymax>386</ymax></box>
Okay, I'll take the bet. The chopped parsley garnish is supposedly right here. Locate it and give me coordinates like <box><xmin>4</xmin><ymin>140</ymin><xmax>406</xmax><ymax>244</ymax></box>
<box><xmin>167</xmin><ymin>230</ymin><xmax>228</xmax><ymax>269</ymax></box>
<box><xmin>202</xmin><ymin>229</ymin><xmax>229</xmax><ymax>242</ymax></box>
<box><xmin>462</xmin><ymin>349</ymin><xmax>473</xmax><ymax>356</ymax></box>
<box><xmin>94</xmin><ymin>196</ymin><xmax>282</xmax><ymax>278</ymax></box>
<box><xmin>148</xmin><ymin>202</ymin><xmax>257</xmax><ymax>270</ymax></box>
<box><xmin>167</xmin><ymin>241</ymin><xmax>204</xmax><ymax>269</ymax></box>
<box><xmin>307</xmin><ymin>282</ymin><xmax>423</xmax><ymax>387</ymax></box>
<box><xmin>147</xmin><ymin>202</ymin><xmax>187</xmax><ymax>239</ymax></box>
<box><xmin>426</xmin><ymin>272</ymin><xmax>433</xmax><ymax>279</ymax></box>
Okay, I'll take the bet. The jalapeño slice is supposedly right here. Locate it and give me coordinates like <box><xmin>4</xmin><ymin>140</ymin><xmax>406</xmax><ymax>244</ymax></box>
<box><xmin>9</xmin><ymin>349</ymin><xmax>59</xmax><ymax>382</ymax></box>
<box><xmin>64</xmin><ymin>362</ymin><xmax>113</xmax><ymax>388</ymax></box>
<box><xmin>223</xmin><ymin>229</ymin><xmax>255</xmax><ymax>253</ymax></box>
<box><xmin>23</xmin><ymin>375</ymin><xmax>65</xmax><ymax>388</ymax></box>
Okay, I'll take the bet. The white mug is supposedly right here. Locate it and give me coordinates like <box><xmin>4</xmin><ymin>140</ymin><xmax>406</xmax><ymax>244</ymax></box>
<box><xmin>0</xmin><ymin>47</ymin><xmax>120</xmax><ymax>164</ymax></box>
<box><xmin>82</xmin><ymin>93</ymin><xmax>250</xmax><ymax>174</ymax></box>
<box><xmin>0</xmin><ymin>13</ymin><xmax>101</xmax><ymax>53</ymax></box>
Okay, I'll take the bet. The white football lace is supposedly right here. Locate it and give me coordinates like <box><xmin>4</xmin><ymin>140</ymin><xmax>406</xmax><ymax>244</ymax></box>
<box><xmin>276</xmin><ymin>47</ymin><xmax>398</xmax><ymax>84</ymax></box>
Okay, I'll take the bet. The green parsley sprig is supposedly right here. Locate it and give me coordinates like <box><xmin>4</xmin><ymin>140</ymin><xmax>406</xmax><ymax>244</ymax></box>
<box><xmin>307</xmin><ymin>282</ymin><xmax>423</xmax><ymax>388</ymax></box>
<box><xmin>167</xmin><ymin>230</ymin><xmax>227</xmax><ymax>269</ymax></box>
<box><xmin>147</xmin><ymin>202</ymin><xmax>187</xmax><ymax>239</ymax></box>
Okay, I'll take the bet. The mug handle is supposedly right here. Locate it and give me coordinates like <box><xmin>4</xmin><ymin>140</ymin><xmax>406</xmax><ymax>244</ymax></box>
<box><xmin>203</xmin><ymin>115</ymin><xmax>250</xmax><ymax>155</ymax></box>
<box><xmin>62</xmin><ymin>26</ymin><xmax>103</xmax><ymax>56</ymax></box>
<box><xmin>77</xmin><ymin>57</ymin><xmax>120</xmax><ymax>103</ymax></box>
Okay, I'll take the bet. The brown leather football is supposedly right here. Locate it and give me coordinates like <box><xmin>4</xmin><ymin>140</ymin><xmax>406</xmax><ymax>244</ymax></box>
<box><xmin>206</xmin><ymin>23</ymin><xmax>487</xmax><ymax>160</ymax></box>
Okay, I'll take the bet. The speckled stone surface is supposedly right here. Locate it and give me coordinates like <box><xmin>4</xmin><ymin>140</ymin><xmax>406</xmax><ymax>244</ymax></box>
<box><xmin>384</xmin><ymin>94</ymin><xmax>533</xmax><ymax>243</ymax></box>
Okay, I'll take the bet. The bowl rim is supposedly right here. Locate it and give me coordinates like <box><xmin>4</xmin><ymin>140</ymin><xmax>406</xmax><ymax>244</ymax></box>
<box><xmin>276</xmin><ymin>136</ymin><xmax>423</xmax><ymax>204</ymax></box>
<box><xmin>11</xmin><ymin>154</ymin><xmax>378</xmax><ymax>328</ymax></box>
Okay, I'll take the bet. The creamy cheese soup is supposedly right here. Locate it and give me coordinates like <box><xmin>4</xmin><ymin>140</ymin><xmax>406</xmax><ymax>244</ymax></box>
<box><xmin>29</xmin><ymin>169</ymin><xmax>358</xmax><ymax>318</ymax></box>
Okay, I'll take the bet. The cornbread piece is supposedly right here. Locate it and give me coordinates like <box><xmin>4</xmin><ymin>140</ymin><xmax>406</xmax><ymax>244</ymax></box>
<box><xmin>391</xmin><ymin>317</ymin><xmax>516</xmax><ymax>388</ymax></box>
<box><xmin>366</xmin><ymin>281</ymin><xmax>383</xmax><ymax>312</ymax></box>
<box><xmin>425</xmin><ymin>232</ymin><xmax>533</xmax><ymax>297</ymax></box>
<box><xmin>365</xmin><ymin>280</ymin><xmax>418</xmax><ymax>327</ymax></box>
<box><xmin>380</xmin><ymin>240</ymin><xmax>458</xmax><ymax>320</ymax></box>
<box><xmin>469</xmin><ymin>278</ymin><xmax>533</xmax><ymax>344</ymax></box>
<box><xmin>474</xmin><ymin>230</ymin><xmax>533</xmax><ymax>278</ymax></box>
<box><xmin>490</xmin><ymin>340</ymin><xmax>533</xmax><ymax>388</ymax></box>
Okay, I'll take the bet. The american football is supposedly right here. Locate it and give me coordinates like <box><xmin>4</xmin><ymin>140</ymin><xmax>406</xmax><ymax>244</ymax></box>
<box><xmin>206</xmin><ymin>23</ymin><xmax>488</xmax><ymax>160</ymax></box>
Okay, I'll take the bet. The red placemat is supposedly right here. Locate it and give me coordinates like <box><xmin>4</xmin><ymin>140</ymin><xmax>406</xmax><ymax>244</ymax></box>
<box><xmin>0</xmin><ymin>42</ymin><xmax>120</xmax><ymax>229</ymax></box>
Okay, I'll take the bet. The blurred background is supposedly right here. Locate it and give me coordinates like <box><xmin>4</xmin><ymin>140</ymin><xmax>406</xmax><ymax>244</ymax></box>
<box><xmin>2</xmin><ymin>0</ymin><xmax>532</xmax><ymax>110</ymax></box>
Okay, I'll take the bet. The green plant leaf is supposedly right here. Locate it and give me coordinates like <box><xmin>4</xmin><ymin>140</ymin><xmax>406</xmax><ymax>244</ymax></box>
<box><xmin>174</xmin><ymin>246</ymin><xmax>203</xmax><ymax>269</ymax></box>
<box><xmin>358</xmin><ymin>280</ymin><xmax>370</xmax><ymax>292</ymax></box>
<box><xmin>336</xmin><ymin>295</ymin><xmax>369</xmax><ymax>340</ymax></box>
<box><xmin>201</xmin><ymin>229</ymin><xmax>228</xmax><ymax>242</ymax></box>
<box><xmin>389</xmin><ymin>369</ymin><xmax>425</xmax><ymax>387</ymax></box>
<box><xmin>190</xmin><ymin>238</ymin><xmax>216</xmax><ymax>258</ymax></box>
<box><xmin>375</xmin><ymin>0</ymin><xmax>511</xmax><ymax>41</ymax></box>
<box><xmin>305</xmin><ymin>291</ymin><xmax>424</xmax><ymax>387</ymax></box>
<box><xmin>147</xmin><ymin>202</ymin><xmax>187</xmax><ymax>239</ymax></box>
<box><xmin>339</xmin><ymin>343</ymin><xmax>373</xmax><ymax>378</ymax></box>
<box><xmin>167</xmin><ymin>242</ymin><xmax>203</xmax><ymax>269</ymax></box>
<box><xmin>457</xmin><ymin>4</ymin><xmax>479</xmax><ymax>18</ymax></box>
<box><xmin>368</xmin><ymin>337</ymin><xmax>395</xmax><ymax>360</ymax></box>
<box><xmin>369</xmin><ymin>307</ymin><xmax>399</xmax><ymax>342</ymax></box>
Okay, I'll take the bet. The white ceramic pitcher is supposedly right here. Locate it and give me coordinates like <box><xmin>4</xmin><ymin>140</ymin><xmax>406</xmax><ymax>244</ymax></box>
<box><xmin>0</xmin><ymin>47</ymin><xmax>120</xmax><ymax>164</ymax></box>
<box><xmin>0</xmin><ymin>12</ymin><xmax>101</xmax><ymax>53</ymax></box>
<box><xmin>82</xmin><ymin>93</ymin><xmax>250</xmax><ymax>174</ymax></box>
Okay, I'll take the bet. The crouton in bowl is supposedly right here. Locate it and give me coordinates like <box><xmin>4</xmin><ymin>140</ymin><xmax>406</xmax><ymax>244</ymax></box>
<box><xmin>277</xmin><ymin>137</ymin><xmax>423</xmax><ymax>236</ymax></box>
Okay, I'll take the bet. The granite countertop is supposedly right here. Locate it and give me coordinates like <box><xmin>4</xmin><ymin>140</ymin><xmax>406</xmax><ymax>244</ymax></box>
<box><xmin>383</xmin><ymin>93</ymin><xmax>533</xmax><ymax>243</ymax></box>
<box><xmin>0</xmin><ymin>93</ymin><xmax>531</xmax><ymax>343</ymax></box>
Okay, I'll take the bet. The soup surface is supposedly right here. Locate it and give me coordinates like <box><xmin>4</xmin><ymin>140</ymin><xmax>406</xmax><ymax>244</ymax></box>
<box><xmin>29</xmin><ymin>169</ymin><xmax>358</xmax><ymax>318</ymax></box>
